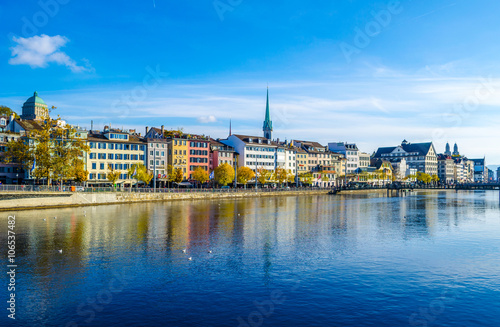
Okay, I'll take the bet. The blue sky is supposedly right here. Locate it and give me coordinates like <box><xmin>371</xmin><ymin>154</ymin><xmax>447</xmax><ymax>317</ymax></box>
<box><xmin>2</xmin><ymin>0</ymin><xmax>500</xmax><ymax>162</ymax></box>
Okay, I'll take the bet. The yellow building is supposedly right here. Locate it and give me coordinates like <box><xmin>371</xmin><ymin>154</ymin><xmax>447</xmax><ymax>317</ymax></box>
<box><xmin>168</xmin><ymin>137</ymin><xmax>188</xmax><ymax>179</ymax></box>
<box><xmin>86</xmin><ymin>128</ymin><xmax>146</xmax><ymax>186</ymax></box>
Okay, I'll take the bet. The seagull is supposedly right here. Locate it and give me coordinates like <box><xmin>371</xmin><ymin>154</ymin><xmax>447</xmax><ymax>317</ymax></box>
<box><xmin>43</xmin><ymin>218</ymin><xmax>46</xmax><ymax>221</ymax></box>
<box><xmin>182</xmin><ymin>249</ymin><xmax>187</xmax><ymax>253</ymax></box>
<box><xmin>54</xmin><ymin>217</ymin><xmax>57</xmax><ymax>219</ymax></box>
<box><xmin>188</xmin><ymin>257</ymin><xmax>192</xmax><ymax>261</ymax></box>
<box><xmin>238</xmin><ymin>214</ymin><xmax>240</xmax><ymax>216</ymax></box>
<box><xmin>208</xmin><ymin>250</ymin><xmax>212</xmax><ymax>254</ymax></box>
<box><xmin>58</xmin><ymin>249</ymin><xmax>63</xmax><ymax>254</ymax></box>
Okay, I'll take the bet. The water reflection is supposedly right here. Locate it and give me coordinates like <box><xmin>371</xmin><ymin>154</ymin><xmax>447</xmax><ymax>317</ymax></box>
<box><xmin>1</xmin><ymin>190</ymin><xmax>500</xmax><ymax>327</ymax></box>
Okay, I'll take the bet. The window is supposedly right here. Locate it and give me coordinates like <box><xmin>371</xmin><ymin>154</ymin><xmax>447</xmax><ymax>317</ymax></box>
<box><xmin>100</xmin><ymin>163</ymin><xmax>105</xmax><ymax>170</ymax></box>
<box><xmin>92</xmin><ymin>163</ymin><xmax>96</xmax><ymax>169</ymax></box>
<box><xmin>90</xmin><ymin>153</ymin><xmax>96</xmax><ymax>159</ymax></box>
<box><xmin>108</xmin><ymin>154</ymin><xmax>113</xmax><ymax>159</ymax></box>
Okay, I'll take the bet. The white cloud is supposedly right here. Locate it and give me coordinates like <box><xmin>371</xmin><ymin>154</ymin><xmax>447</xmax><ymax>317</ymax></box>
<box><xmin>9</xmin><ymin>34</ymin><xmax>91</xmax><ymax>72</ymax></box>
<box><xmin>197</xmin><ymin>115</ymin><xmax>217</xmax><ymax>123</ymax></box>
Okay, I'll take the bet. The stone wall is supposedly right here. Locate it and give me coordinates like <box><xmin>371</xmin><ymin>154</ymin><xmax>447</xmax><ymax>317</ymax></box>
<box><xmin>0</xmin><ymin>190</ymin><xmax>329</xmax><ymax>211</ymax></box>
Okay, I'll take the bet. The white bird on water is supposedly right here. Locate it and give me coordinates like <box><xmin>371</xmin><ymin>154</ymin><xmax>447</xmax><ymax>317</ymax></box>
<box><xmin>188</xmin><ymin>257</ymin><xmax>192</xmax><ymax>261</ymax></box>
<box><xmin>182</xmin><ymin>249</ymin><xmax>187</xmax><ymax>253</ymax></box>
<box><xmin>58</xmin><ymin>249</ymin><xmax>63</xmax><ymax>254</ymax></box>
<box><xmin>54</xmin><ymin>217</ymin><xmax>57</xmax><ymax>219</ymax></box>
<box><xmin>43</xmin><ymin>218</ymin><xmax>46</xmax><ymax>221</ymax></box>
<box><xmin>208</xmin><ymin>250</ymin><xmax>212</xmax><ymax>254</ymax></box>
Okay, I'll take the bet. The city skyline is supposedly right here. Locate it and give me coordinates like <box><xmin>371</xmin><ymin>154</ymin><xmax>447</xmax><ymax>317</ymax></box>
<box><xmin>2</xmin><ymin>1</ymin><xmax>500</xmax><ymax>162</ymax></box>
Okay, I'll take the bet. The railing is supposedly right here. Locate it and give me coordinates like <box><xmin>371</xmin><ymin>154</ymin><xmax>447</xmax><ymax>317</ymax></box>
<box><xmin>0</xmin><ymin>184</ymin><xmax>330</xmax><ymax>193</ymax></box>
<box><xmin>0</xmin><ymin>183</ymin><xmax>466</xmax><ymax>194</ymax></box>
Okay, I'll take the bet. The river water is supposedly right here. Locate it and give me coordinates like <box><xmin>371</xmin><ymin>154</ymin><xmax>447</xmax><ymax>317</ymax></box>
<box><xmin>1</xmin><ymin>191</ymin><xmax>500</xmax><ymax>326</ymax></box>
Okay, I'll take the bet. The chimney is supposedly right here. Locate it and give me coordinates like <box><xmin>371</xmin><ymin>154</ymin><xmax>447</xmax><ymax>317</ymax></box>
<box><xmin>145</xmin><ymin>126</ymin><xmax>149</xmax><ymax>135</ymax></box>
<box><xmin>161</xmin><ymin>125</ymin><xmax>164</xmax><ymax>136</ymax></box>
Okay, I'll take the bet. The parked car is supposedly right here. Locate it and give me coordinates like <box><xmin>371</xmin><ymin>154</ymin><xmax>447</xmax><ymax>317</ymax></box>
<box><xmin>75</xmin><ymin>186</ymin><xmax>85</xmax><ymax>192</ymax></box>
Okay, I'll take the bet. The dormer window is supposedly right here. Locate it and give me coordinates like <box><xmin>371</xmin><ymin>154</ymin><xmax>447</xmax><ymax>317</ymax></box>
<box><xmin>258</xmin><ymin>139</ymin><xmax>262</xmax><ymax>144</ymax></box>
<box><xmin>248</xmin><ymin>138</ymin><xmax>253</xmax><ymax>143</ymax></box>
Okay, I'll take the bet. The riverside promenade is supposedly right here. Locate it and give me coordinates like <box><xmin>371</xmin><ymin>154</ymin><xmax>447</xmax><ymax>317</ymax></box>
<box><xmin>0</xmin><ymin>184</ymin><xmax>457</xmax><ymax>212</ymax></box>
<box><xmin>0</xmin><ymin>186</ymin><xmax>333</xmax><ymax>211</ymax></box>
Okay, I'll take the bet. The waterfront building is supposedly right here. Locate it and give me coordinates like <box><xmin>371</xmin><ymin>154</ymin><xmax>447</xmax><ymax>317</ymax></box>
<box><xmin>86</xmin><ymin>127</ymin><xmax>146</xmax><ymax>186</ymax></box>
<box><xmin>167</xmin><ymin>134</ymin><xmax>189</xmax><ymax>180</ymax></box>
<box><xmin>295</xmin><ymin>147</ymin><xmax>308</xmax><ymax>174</ymax></box>
<box><xmin>221</xmin><ymin>134</ymin><xmax>277</xmax><ymax>172</ymax></box>
<box><xmin>209</xmin><ymin>138</ymin><xmax>236</xmax><ymax>171</ymax></box>
<box><xmin>359</xmin><ymin>152</ymin><xmax>371</xmax><ymax>169</ymax></box>
<box><xmin>370</xmin><ymin>158</ymin><xmax>393</xmax><ymax>184</ymax></box>
<box><xmin>328</xmin><ymin>142</ymin><xmax>359</xmax><ymax>174</ymax></box>
<box><xmin>471</xmin><ymin>158</ymin><xmax>487</xmax><ymax>182</ymax></box>
<box><xmin>144</xmin><ymin>126</ymin><xmax>169</xmax><ymax>186</ymax></box>
<box><xmin>0</xmin><ymin>131</ymin><xmax>23</xmax><ymax>184</ymax></box>
<box><xmin>187</xmin><ymin>134</ymin><xmax>210</xmax><ymax>180</ymax></box>
<box><xmin>20</xmin><ymin>91</ymin><xmax>49</xmax><ymax>121</ymax></box>
<box><xmin>373</xmin><ymin>140</ymin><xmax>438</xmax><ymax>176</ymax></box>
<box><xmin>437</xmin><ymin>154</ymin><xmax>455</xmax><ymax>184</ymax></box>
<box><xmin>282</xmin><ymin>143</ymin><xmax>296</xmax><ymax>176</ymax></box>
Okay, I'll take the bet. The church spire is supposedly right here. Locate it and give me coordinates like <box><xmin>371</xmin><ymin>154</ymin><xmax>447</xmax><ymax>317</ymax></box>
<box><xmin>229</xmin><ymin>119</ymin><xmax>232</xmax><ymax>136</ymax></box>
<box><xmin>263</xmin><ymin>87</ymin><xmax>273</xmax><ymax>139</ymax></box>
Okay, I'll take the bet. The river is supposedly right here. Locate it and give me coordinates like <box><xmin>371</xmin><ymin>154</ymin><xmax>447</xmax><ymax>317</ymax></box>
<box><xmin>1</xmin><ymin>190</ymin><xmax>500</xmax><ymax>326</ymax></box>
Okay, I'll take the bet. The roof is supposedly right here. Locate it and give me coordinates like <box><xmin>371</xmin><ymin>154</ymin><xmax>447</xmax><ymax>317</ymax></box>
<box><xmin>88</xmin><ymin>132</ymin><xmax>146</xmax><ymax>144</ymax></box>
<box><xmin>374</xmin><ymin>142</ymin><xmax>433</xmax><ymax>158</ymax></box>
<box><xmin>15</xmin><ymin>119</ymin><xmax>44</xmax><ymax>131</ymax></box>
<box><xmin>232</xmin><ymin>134</ymin><xmax>278</xmax><ymax>146</ymax></box>
<box><xmin>23</xmin><ymin>91</ymin><xmax>47</xmax><ymax>106</ymax></box>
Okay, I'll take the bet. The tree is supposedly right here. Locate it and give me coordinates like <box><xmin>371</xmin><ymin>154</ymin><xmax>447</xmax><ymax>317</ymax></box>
<box><xmin>173</xmin><ymin>168</ymin><xmax>184</xmax><ymax>184</ymax></box>
<box><xmin>73</xmin><ymin>159</ymin><xmax>88</xmax><ymax>183</ymax></box>
<box><xmin>0</xmin><ymin>106</ymin><xmax>19</xmax><ymax>119</ymax></box>
<box><xmin>107</xmin><ymin>166</ymin><xmax>121</xmax><ymax>186</ymax></box>
<box><xmin>192</xmin><ymin>167</ymin><xmax>209</xmax><ymax>186</ymax></box>
<box><xmin>214</xmin><ymin>163</ymin><xmax>234</xmax><ymax>186</ymax></box>
<box><xmin>257</xmin><ymin>167</ymin><xmax>272</xmax><ymax>185</ymax></box>
<box><xmin>128</xmin><ymin>163</ymin><xmax>153</xmax><ymax>186</ymax></box>
<box><xmin>237</xmin><ymin>166</ymin><xmax>255</xmax><ymax>186</ymax></box>
<box><xmin>3</xmin><ymin>117</ymin><xmax>89</xmax><ymax>185</ymax></box>
<box><xmin>417</xmin><ymin>172</ymin><xmax>432</xmax><ymax>184</ymax></box>
<box><xmin>299</xmin><ymin>172</ymin><xmax>313</xmax><ymax>185</ymax></box>
<box><xmin>287</xmin><ymin>170</ymin><xmax>296</xmax><ymax>184</ymax></box>
<box><xmin>273</xmin><ymin>167</ymin><xmax>288</xmax><ymax>186</ymax></box>
<box><xmin>431</xmin><ymin>174</ymin><xmax>440</xmax><ymax>185</ymax></box>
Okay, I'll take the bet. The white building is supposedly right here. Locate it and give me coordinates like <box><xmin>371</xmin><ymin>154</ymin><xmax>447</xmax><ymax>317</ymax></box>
<box><xmin>328</xmin><ymin>142</ymin><xmax>359</xmax><ymax>174</ymax></box>
<box><xmin>221</xmin><ymin>134</ymin><xmax>277</xmax><ymax>172</ymax></box>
